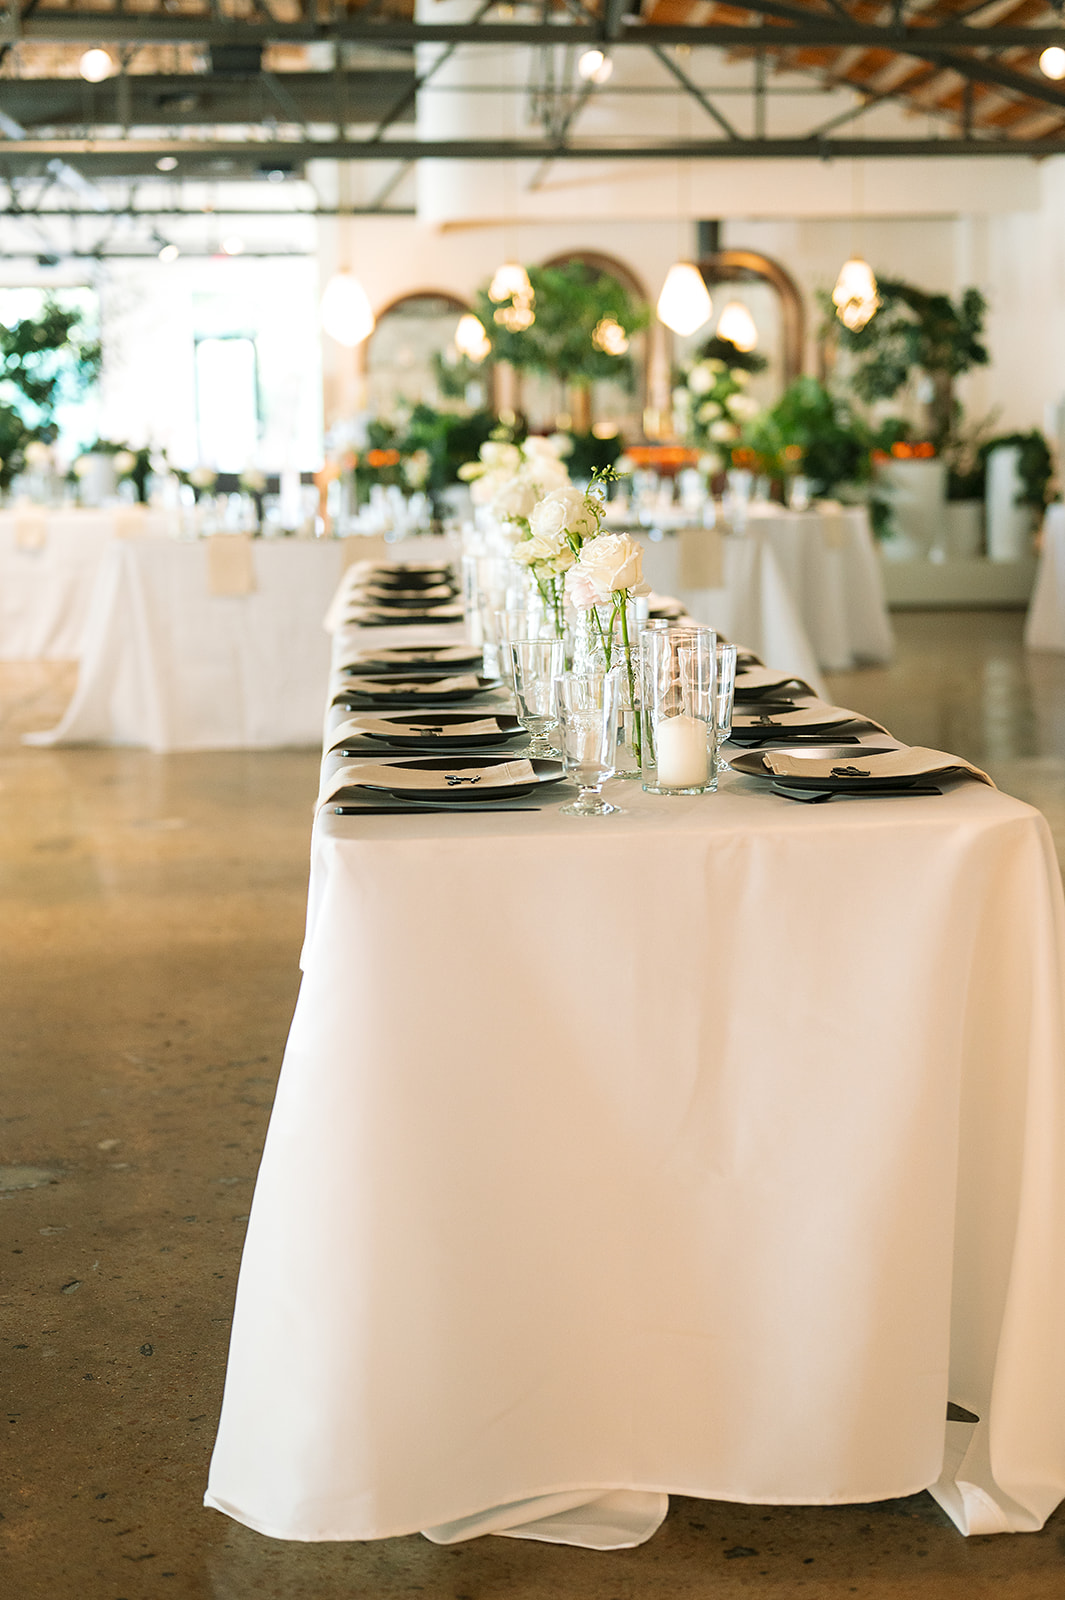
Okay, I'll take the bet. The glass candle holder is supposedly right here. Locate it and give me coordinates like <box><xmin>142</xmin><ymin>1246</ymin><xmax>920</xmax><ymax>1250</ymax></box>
<box><xmin>640</xmin><ymin>626</ymin><xmax>717</xmax><ymax>795</ymax></box>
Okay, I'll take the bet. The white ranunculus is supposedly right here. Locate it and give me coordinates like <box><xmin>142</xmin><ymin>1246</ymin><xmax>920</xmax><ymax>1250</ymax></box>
<box><xmin>672</xmin><ymin>386</ymin><xmax>691</xmax><ymax>410</ymax></box>
<box><xmin>190</xmin><ymin>465</ymin><xmax>217</xmax><ymax>489</ymax></box>
<box><xmin>573</xmin><ymin>532</ymin><xmax>650</xmax><ymax>603</ymax></box>
<box><xmin>240</xmin><ymin>467</ymin><xmax>267</xmax><ymax>493</ymax></box>
<box><xmin>687</xmin><ymin>362</ymin><xmax>715</xmax><ymax>396</ymax></box>
<box><xmin>697</xmin><ymin>401</ymin><xmax>722</xmax><ymax>425</ymax></box>
<box><xmin>732</xmin><ymin>368</ymin><xmax>750</xmax><ymax>387</ymax></box>
<box><xmin>24</xmin><ymin>440</ymin><xmax>52</xmax><ymax>468</ymax></box>
<box><xmin>113</xmin><ymin>450</ymin><xmax>137</xmax><ymax>475</ymax></box>
<box><xmin>522</xmin><ymin>434</ymin><xmax>562</xmax><ymax>461</ymax></box>
<box><xmin>481</xmin><ymin>440</ymin><xmax>521</xmax><ymax>472</ymax></box>
<box><xmin>530</xmin><ymin>458</ymin><xmax>570</xmax><ymax>493</ymax></box>
<box><xmin>73</xmin><ymin>456</ymin><xmax>93</xmax><ymax>478</ymax></box>
<box><xmin>547</xmin><ymin>431</ymin><xmax>574</xmax><ymax>457</ymax></box>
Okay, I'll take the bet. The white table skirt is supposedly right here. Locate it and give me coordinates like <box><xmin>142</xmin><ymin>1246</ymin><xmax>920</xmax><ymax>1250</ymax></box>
<box><xmin>0</xmin><ymin>506</ymin><xmax>173</xmax><ymax>660</ymax></box>
<box><xmin>27</xmin><ymin>537</ymin><xmax>347</xmax><ymax>751</ymax></box>
<box><xmin>638</xmin><ymin>505</ymin><xmax>893</xmax><ymax>678</ymax></box>
<box><xmin>1025</xmin><ymin>503</ymin><xmax>1065</xmax><ymax>651</ymax></box>
<box><xmin>205</xmin><ymin>614</ymin><xmax>1065</xmax><ymax>1548</ymax></box>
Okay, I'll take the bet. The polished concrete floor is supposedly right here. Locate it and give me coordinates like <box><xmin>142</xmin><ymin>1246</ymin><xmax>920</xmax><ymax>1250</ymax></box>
<box><xmin>2</xmin><ymin>613</ymin><xmax>1065</xmax><ymax>1600</ymax></box>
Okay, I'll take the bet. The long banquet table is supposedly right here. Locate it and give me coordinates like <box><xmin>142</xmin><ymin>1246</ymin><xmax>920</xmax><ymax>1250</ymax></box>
<box><xmin>27</xmin><ymin>535</ymin><xmax>350</xmax><ymax>752</ymax></box>
<box><xmin>206</xmin><ymin>559</ymin><xmax>1065</xmax><ymax>1550</ymax></box>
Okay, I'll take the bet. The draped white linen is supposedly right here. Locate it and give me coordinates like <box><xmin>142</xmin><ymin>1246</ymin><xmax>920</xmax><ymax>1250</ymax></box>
<box><xmin>205</xmin><ymin>608</ymin><xmax>1065</xmax><ymax>1548</ymax></box>
<box><xmin>636</xmin><ymin>504</ymin><xmax>893</xmax><ymax>677</ymax></box>
<box><xmin>0</xmin><ymin>506</ymin><xmax>172</xmax><ymax>660</ymax></box>
<box><xmin>26</xmin><ymin>537</ymin><xmax>347</xmax><ymax>751</ymax></box>
<box><xmin>1025</xmin><ymin>503</ymin><xmax>1065</xmax><ymax>652</ymax></box>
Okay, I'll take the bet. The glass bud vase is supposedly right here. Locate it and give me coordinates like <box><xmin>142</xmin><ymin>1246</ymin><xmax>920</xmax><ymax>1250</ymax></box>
<box><xmin>569</xmin><ymin>605</ymin><xmax>642</xmax><ymax>779</ymax></box>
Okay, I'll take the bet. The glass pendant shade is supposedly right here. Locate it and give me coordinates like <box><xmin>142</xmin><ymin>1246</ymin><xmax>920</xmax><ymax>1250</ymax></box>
<box><xmin>716</xmin><ymin>300</ymin><xmax>758</xmax><ymax>352</ymax></box>
<box><xmin>320</xmin><ymin>271</ymin><xmax>376</xmax><ymax>346</ymax></box>
<box><xmin>80</xmin><ymin>48</ymin><xmax>114</xmax><ymax>82</ymax></box>
<box><xmin>488</xmin><ymin>261</ymin><xmax>533</xmax><ymax>303</ymax></box>
<box><xmin>455</xmin><ymin>313</ymin><xmax>491</xmax><ymax>363</ymax></box>
<box><xmin>1040</xmin><ymin>46</ymin><xmax>1065</xmax><ymax>80</ymax></box>
<box><xmin>832</xmin><ymin>257</ymin><xmax>880</xmax><ymax>332</ymax></box>
<box><xmin>656</xmin><ymin>262</ymin><xmax>713</xmax><ymax>337</ymax></box>
<box><xmin>578</xmin><ymin>48</ymin><xmax>614</xmax><ymax>84</ymax></box>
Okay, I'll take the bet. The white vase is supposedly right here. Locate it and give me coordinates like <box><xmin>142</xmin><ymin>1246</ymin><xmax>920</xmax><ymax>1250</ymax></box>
<box><xmin>985</xmin><ymin>446</ymin><xmax>1034</xmax><ymax>562</ymax></box>
<box><xmin>878</xmin><ymin>458</ymin><xmax>947</xmax><ymax>559</ymax></box>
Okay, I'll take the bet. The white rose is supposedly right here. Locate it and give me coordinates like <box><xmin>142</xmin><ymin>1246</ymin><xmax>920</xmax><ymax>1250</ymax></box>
<box><xmin>727</xmin><ymin>392</ymin><xmax>760</xmax><ymax>420</ymax></box>
<box><xmin>481</xmin><ymin>440</ymin><xmax>521</xmax><ymax>472</ymax></box>
<box><xmin>529</xmin><ymin>459</ymin><xmax>571</xmax><ymax>493</ymax></box>
<box><xmin>732</xmin><ymin>369</ymin><xmax>750</xmax><ymax>387</ymax></box>
<box><xmin>573</xmin><ymin>532</ymin><xmax>650</xmax><ymax>602</ymax></box>
<box><xmin>530</xmin><ymin>486</ymin><xmax>598</xmax><ymax>544</ymax></box>
<box><xmin>522</xmin><ymin>435</ymin><xmax>561</xmax><ymax>460</ymax></box>
<box><xmin>547</xmin><ymin>432</ymin><xmax>574</xmax><ymax>457</ymax></box>
<box><xmin>24</xmin><ymin>440</ymin><xmax>51</xmax><ymax>468</ymax></box>
<box><xmin>697</xmin><ymin>401</ymin><xmax>722</xmax><ymax>425</ymax></box>
<box><xmin>240</xmin><ymin>467</ymin><xmax>267</xmax><ymax>493</ymax></box>
<box><xmin>688</xmin><ymin>363</ymin><xmax>715</xmax><ymax>396</ymax></box>
<box><xmin>709</xmin><ymin>420</ymin><xmax>739</xmax><ymax>442</ymax></box>
<box><xmin>492</xmin><ymin>476</ymin><xmax>539</xmax><ymax>520</ymax></box>
<box><xmin>73</xmin><ymin>456</ymin><xmax>93</xmax><ymax>479</ymax></box>
<box><xmin>190</xmin><ymin>466</ymin><xmax>217</xmax><ymax>489</ymax></box>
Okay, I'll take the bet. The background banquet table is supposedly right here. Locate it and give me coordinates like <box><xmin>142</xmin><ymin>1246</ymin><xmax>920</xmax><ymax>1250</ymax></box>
<box><xmin>0</xmin><ymin>504</ymin><xmax>174</xmax><ymax>660</ymax></box>
<box><xmin>1025</xmin><ymin>503</ymin><xmax>1065</xmax><ymax>652</ymax></box>
<box><xmin>205</xmin><ymin>600</ymin><xmax>1065</xmax><ymax>1552</ymax></box>
<box><xmin>635</xmin><ymin>502</ymin><xmax>892</xmax><ymax>679</ymax></box>
<box><xmin>27</xmin><ymin>535</ymin><xmax>349</xmax><ymax>751</ymax></box>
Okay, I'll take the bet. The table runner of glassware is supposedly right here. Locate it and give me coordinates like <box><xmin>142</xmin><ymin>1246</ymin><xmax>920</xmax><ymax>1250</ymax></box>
<box><xmin>321</xmin><ymin>531</ymin><xmax>991</xmax><ymax>813</ymax></box>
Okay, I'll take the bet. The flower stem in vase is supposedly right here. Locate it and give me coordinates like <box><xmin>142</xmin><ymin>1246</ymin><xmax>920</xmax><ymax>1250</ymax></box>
<box><xmin>612</xmin><ymin>595</ymin><xmax>642</xmax><ymax>778</ymax></box>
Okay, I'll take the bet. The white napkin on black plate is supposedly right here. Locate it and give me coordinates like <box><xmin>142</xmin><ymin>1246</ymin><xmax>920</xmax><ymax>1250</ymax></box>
<box><xmin>320</xmin><ymin>760</ymin><xmax>537</xmax><ymax>805</ymax></box>
<box><xmin>764</xmin><ymin>747</ymin><xmax>995</xmax><ymax>786</ymax></box>
<box><xmin>342</xmin><ymin>673</ymin><xmax>482</xmax><ymax>696</ymax></box>
<box><xmin>328</xmin><ymin>715</ymin><xmax>506</xmax><ymax>750</ymax></box>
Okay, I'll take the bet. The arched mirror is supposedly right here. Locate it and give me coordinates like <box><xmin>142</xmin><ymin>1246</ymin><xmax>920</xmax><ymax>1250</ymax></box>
<box><xmin>509</xmin><ymin>251</ymin><xmax>650</xmax><ymax>438</ymax></box>
<box><xmin>363</xmin><ymin>291</ymin><xmax>490</xmax><ymax>414</ymax></box>
<box><xmin>672</xmin><ymin>250</ymin><xmax>805</xmax><ymax>412</ymax></box>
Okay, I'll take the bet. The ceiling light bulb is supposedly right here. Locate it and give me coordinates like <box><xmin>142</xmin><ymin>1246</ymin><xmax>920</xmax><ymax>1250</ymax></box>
<box><xmin>455</xmin><ymin>313</ymin><xmax>491</xmax><ymax>363</ymax></box>
<box><xmin>320</xmin><ymin>270</ymin><xmax>376</xmax><ymax>346</ymax></box>
<box><xmin>656</xmin><ymin>261</ymin><xmax>713</xmax><ymax>337</ymax></box>
<box><xmin>156</xmin><ymin>155</ymin><xmax>179</xmax><ymax>173</ymax></box>
<box><xmin>1041</xmin><ymin>46</ymin><xmax>1065</xmax><ymax>80</ymax></box>
<box><xmin>716</xmin><ymin>300</ymin><xmax>758</xmax><ymax>353</ymax></box>
<box><xmin>577</xmin><ymin>48</ymin><xmax>613</xmax><ymax>85</ymax></box>
<box><xmin>832</xmin><ymin>256</ymin><xmax>880</xmax><ymax>331</ymax></box>
<box><xmin>592</xmin><ymin>316</ymin><xmax>629</xmax><ymax>356</ymax></box>
<box><xmin>158</xmin><ymin>243</ymin><xmax>180</xmax><ymax>263</ymax></box>
<box><xmin>221</xmin><ymin>236</ymin><xmax>245</xmax><ymax>256</ymax></box>
<box><xmin>488</xmin><ymin>261</ymin><xmax>533</xmax><ymax>303</ymax></box>
<box><xmin>79</xmin><ymin>48</ymin><xmax>114</xmax><ymax>83</ymax></box>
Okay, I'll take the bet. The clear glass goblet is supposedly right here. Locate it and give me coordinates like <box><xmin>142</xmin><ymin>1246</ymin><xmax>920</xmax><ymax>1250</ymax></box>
<box><xmin>714</xmin><ymin>643</ymin><xmax>738</xmax><ymax>775</ymax></box>
<box><xmin>507</xmin><ymin>636</ymin><xmax>563</xmax><ymax>757</ymax></box>
<box><xmin>556</xmin><ymin>669</ymin><xmax>623</xmax><ymax>816</ymax></box>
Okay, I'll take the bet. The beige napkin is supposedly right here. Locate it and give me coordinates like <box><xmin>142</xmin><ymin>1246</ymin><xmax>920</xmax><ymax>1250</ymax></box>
<box><xmin>206</xmin><ymin>534</ymin><xmax>256</xmax><ymax>596</ymax></box>
<box><xmin>678</xmin><ymin>526</ymin><xmax>725</xmax><ymax>589</ymax></box>
<box><xmin>114</xmin><ymin>505</ymin><xmax>148</xmax><ymax>540</ymax></box>
<box><xmin>734</xmin><ymin>666</ymin><xmax>812</xmax><ymax>694</ymax></box>
<box><xmin>764</xmin><ymin>746</ymin><xmax>995</xmax><ymax>787</ymax></box>
<box><xmin>343</xmin><ymin>603</ymin><xmax>464</xmax><ymax>622</ymax></box>
<box><xmin>346</xmin><ymin>673</ymin><xmax>482</xmax><ymax>696</ymax></box>
<box><xmin>320</xmin><ymin>759</ymin><xmax>536</xmax><ymax>806</ymax></box>
<box><xmin>339</xmin><ymin>645</ymin><xmax>473</xmax><ymax>670</ymax></box>
<box><xmin>329</xmin><ymin>714</ymin><xmax>505</xmax><ymax>750</ymax></box>
<box><xmin>14</xmin><ymin>509</ymin><xmax>47</xmax><ymax>551</ymax></box>
<box><xmin>353</xmin><ymin>583</ymin><xmax>455</xmax><ymax>602</ymax></box>
<box><xmin>732</xmin><ymin>701</ymin><xmax>858</xmax><ymax>730</ymax></box>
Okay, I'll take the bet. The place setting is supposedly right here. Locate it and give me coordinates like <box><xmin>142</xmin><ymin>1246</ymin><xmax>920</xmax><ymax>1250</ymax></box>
<box><xmin>338</xmin><ymin>643</ymin><xmax>484</xmax><ymax>676</ymax></box>
<box><xmin>728</xmin><ymin>699</ymin><xmax>890</xmax><ymax>745</ymax></box>
<box><xmin>327</xmin><ymin>710</ymin><xmax>528</xmax><ymax>757</ymax></box>
<box><xmin>331</xmin><ymin>671</ymin><xmax>505</xmax><ymax>710</ymax></box>
<box><xmin>729</xmin><ymin>744</ymin><xmax>996</xmax><ymax>803</ymax></box>
<box><xmin>320</xmin><ymin>754</ymin><xmax>568</xmax><ymax>815</ymax></box>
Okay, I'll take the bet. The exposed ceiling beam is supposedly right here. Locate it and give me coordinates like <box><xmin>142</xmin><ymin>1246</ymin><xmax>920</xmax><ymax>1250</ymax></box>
<box><xmin>0</xmin><ymin>135</ymin><xmax>1061</xmax><ymax>176</ymax></box>
<box><xmin>8</xmin><ymin>18</ymin><xmax>1065</xmax><ymax>49</ymax></box>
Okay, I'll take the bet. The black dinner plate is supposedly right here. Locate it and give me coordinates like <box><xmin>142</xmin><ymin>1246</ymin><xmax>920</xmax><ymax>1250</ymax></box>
<box><xmin>358</xmin><ymin>756</ymin><xmax>566</xmax><ymax>802</ymax></box>
<box><xmin>334</xmin><ymin>674</ymin><xmax>502</xmax><ymax>707</ymax></box>
<box><xmin>729</xmin><ymin>744</ymin><xmax>900</xmax><ymax>779</ymax></box>
<box><xmin>337</xmin><ymin>712</ymin><xmax>525</xmax><ymax>748</ymax></box>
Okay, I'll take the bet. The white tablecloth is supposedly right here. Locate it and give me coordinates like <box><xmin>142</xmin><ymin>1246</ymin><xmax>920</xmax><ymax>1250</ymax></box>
<box><xmin>0</xmin><ymin>505</ymin><xmax>173</xmax><ymax>659</ymax></box>
<box><xmin>26</xmin><ymin>537</ymin><xmax>347</xmax><ymax>751</ymax></box>
<box><xmin>1025</xmin><ymin>503</ymin><xmax>1065</xmax><ymax>651</ymax></box>
<box><xmin>638</xmin><ymin>504</ymin><xmax>893</xmax><ymax>677</ymax></box>
<box><xmin>205</xmin><ymin>609</ymin><xmax>1065</xmax><ymax>1549</ymax></box>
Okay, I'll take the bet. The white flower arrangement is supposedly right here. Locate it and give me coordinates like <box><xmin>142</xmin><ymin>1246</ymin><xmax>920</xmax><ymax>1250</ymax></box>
<box><xmin>457</xmin><ymin>434</ymin><xmax>570</xmax><ymax>523</ymax></box>
<box><xmin>673</xmin><ymin>351</ymin><xmax>764</xmax><ymax>468</ymax></box>
<box><xmin>239</xmin><ymin>467</ymin><xmax>268</xmax><ymax>494</ymax></box>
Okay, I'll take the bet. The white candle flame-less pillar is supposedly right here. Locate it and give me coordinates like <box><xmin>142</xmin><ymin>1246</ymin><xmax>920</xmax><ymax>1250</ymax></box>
<box><xmin>655</xmin><ymin>714</ymin><xmax>709</xmax><ymax>788</ymax></box>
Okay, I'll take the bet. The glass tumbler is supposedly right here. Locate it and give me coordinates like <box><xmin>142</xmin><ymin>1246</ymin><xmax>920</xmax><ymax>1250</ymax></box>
<box><xmin>640</xmin><ymin>626</ymin><xmax>717</xmax><ymax>794</ymax></box>
<box><xmin>555</xmin><ymin>670</ymin><xmax>622</xmax><ymax>816</ymax></box>
<box><xmin>507</xmin><ymin>636</ymin><xmax>563</xmax><ymax>756</ymax></box>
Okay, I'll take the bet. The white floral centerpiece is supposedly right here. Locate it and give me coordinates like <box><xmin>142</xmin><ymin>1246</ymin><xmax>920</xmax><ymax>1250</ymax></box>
<box><xmin>672</xmin><ymin>355</ymin><xmax>761</xmax><ymax>469</ymax></box>
<box><xmin>458</xmin><ymin>434</ymin><xmax>571</xmax><ymax>533</ymax></box>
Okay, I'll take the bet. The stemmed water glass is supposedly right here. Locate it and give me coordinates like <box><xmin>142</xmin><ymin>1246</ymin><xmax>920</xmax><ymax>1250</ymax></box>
<box><xmin>506</xmin><ymin>637</ymin><xmax>563</xmax><ymax>757</ymax></box>
<box><xmin>555</xmin><ymin>670</ymin><xmax>623</xmax><ymax>816</ymax></box>
<box><xmin>714</xmin><ymin>643</ymin><xmax>738</xmax><ymax>775</ymax></box>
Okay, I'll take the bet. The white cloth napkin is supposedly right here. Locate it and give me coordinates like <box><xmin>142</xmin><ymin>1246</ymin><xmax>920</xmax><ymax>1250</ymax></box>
<box><xmin>343</xmin><ymin>673</ymin><xmax>482</xmax><ymax>696</ymax></box>
<box><xmin>732</xmin><ymin>701</ymin><xmax>862</xmax><ymax>730</ymax></box>
<box><xmin>339</xmin><ymin>645</ymin><xmax>475</xmax><ymax>670</ymax></box>
<box><xmin>320</xmin><ymin>759</ymin><xmax>537</xmax><ymax>805</ymax></box>
<box><xmin>327</xmin><ymin>715</ymin><xmax>505</xmax><ymax>750</ymax></box>
<box><xmin>764</xmin><ymin>746</ymin><xmax>995</xmax><ymax>786</ymax></box>
<box><xmin>352</xmin><ymin>583</ymin><xmax>455</xmax><ymax>601</ymax></box>
<box><xmin>343</xmin><ymin>602</ymin><xmax>464</xmax><ymax>623</ymax></box>
<box><xmin>206</xmin><ymin>534</ymin><xmax>256</xmax><ymax>597</ymax></box>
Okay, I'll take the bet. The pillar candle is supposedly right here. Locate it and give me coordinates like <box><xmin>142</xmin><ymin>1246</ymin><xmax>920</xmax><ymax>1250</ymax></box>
<box><xmin>655</xmin><ymin>713</ymin><xmax>709</xmax><ymax>788</ymax></box>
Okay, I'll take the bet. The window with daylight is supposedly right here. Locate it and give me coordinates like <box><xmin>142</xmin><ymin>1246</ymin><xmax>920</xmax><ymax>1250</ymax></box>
<box><xmin>194</xmin><ymin>335</ymin><xmax>260</xmax><ymax>470</ymax></box>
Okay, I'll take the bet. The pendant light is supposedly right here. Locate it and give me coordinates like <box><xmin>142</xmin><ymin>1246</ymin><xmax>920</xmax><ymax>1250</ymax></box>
<box><xmin>656</xmin><ymin>262</ymin><xmax>713</xmax><ymax>338</ymax></box>
<box><xmin>832</xmin><ymin>257</ymin><xmax>880</xmax><ymax>332</ymax></box>
<box><xmin>320</xmin><ymin>270</ymin><xmax>375</xmax><ymax>347</ymax></box>
<box><xmin>488</xmin><ymin>261</ymin><xmax>533</xmax><ymax>303</ymax></box>
<box><xmin>455</xmin><ymin>313</ymin><xmax>491</xmax><ymax>363</ymax></box>
<box><xmin>715</xmin><ymin>301</ymin><xmax>758</xmax><ymax>353</ymax></box>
